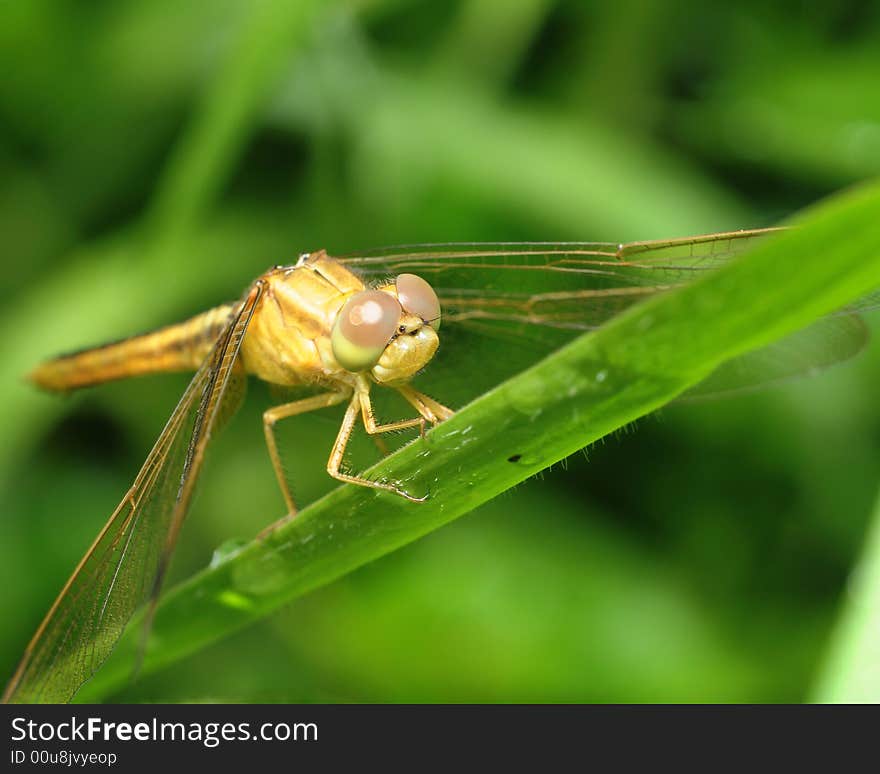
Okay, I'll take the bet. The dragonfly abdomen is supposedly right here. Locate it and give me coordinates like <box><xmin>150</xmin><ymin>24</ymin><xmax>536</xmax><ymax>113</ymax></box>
<box><xmin>29</xmin><ymin>304</ymin><xmax>237</xmax><ymax>391</ymax></box>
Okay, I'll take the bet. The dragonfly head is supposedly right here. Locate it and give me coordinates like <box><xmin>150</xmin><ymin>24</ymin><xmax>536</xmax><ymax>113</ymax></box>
<box><xmin>330</xmin><ymin>273</ymin><xmax>441</xmax><ymax>383</ymax></box>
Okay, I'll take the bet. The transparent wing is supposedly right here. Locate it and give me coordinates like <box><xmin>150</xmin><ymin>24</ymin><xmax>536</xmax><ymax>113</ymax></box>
<box><xmin>2</xmin><ymin>284</ymin><xmax>262</xmax><ymax>704</ymax></box>
<box><xmin>339</xmin><ymin>229</ymin><xmax>785</xmax><ymax>331</ymax></box>
<box><xmin>682</xmin><ymin>311</ymin><xmax>868</xmax><ymax>399</ymax></box>
<box><xmin>336</xmin><ymin>229</ymin><xmax>871</xmax><ymax>407</ymax></box>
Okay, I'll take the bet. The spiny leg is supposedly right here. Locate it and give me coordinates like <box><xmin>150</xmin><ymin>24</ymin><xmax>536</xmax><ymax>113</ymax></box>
<box><xmin>365</xmin><ymin>386</ymin><xmax>450</xmax><ymax>453</ymax></box>
<box><xmin>396</xmin><ymin>384</ymin><xmax>455</xmax><ymax>425</ymax></box>
<box><xmin>359</xmin><ymin>386</ymin><xmax>426</xmax><ymax>436</ymax></box>
<box><xmin>327</xmin><ymin>392</ymin><xmax>426</xmax><ymax>502</ymax></box>
<box><xmin>258</xmin><ymin>389</ymin><xmax>351</xmax><ymax>539</ymax></box>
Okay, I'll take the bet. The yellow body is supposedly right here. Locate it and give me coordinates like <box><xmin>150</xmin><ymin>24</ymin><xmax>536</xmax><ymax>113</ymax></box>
<box><xmin>32</xmin><ymin>250</ymin><xmax>438</xmax><ymax>393</ymax></box>
<box><xmin>241</xmin><ymin>251</ymin><xmax>438</xmax><ymax>388</ymax></box>
<box><xmin>30</xmin><ymin>250</ymin><xmax>452</xmax><ymax>516</ymax></box>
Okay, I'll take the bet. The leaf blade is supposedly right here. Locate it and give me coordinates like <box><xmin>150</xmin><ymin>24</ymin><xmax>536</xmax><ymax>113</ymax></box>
<box><xmin>75</xmin><ymin>179</ymin><xmax>880</xmax><ymax>703</ymax></box>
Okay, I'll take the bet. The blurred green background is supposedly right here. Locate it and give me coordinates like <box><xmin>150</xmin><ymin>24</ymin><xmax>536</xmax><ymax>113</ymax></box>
<box><xmin>2</xmin><ymin>0</ymin><xmax>879</xmax><ymax>702</ymax></box>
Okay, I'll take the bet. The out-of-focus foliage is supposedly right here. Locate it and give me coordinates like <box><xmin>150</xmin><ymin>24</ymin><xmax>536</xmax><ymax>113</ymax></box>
<box><xmin>814</xmin><ymin>488</ymin><xmax>880</xmax><ymax>702</ymax></box>
<box><xmin>1</xmin><ymin>0</ymin><xmax>878</xmax><ymax>702</ymax></box>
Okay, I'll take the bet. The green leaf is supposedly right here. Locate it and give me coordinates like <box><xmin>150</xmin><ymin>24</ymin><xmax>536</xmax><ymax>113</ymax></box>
<box><xmin>75</xmin><ymin>179</ymin><xmax>880</xmax><ymax>702</ymax></box>
<box><xmin>812</xmin><ymin>484</ymin><xmax>880</xmax><ymax>703</ymax></box>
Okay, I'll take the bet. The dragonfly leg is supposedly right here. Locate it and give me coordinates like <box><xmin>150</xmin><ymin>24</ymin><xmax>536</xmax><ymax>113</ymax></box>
<box><xmin>371</xmin><ymin>434</ymin><xmax>391</xmax><ymax>457</ymax></box>
<box><xmin>395</xmin><ymin>385</ymin><xmax>455</xmax><ymax>431</ymax></box>
<box><xmin>258</xmin><ymin>389</ymin><xmax>351</xmax><ymax>538</ymax></box>
<box><xmin>350</xmin><ymin>383</ymin><xmax>446</xmax><ymax>453</ymax></box>
<box><xmin>359</xmin><ymin>388</ymin><xmax>426</xmax><ymax>436</ymax></box>
<box><xmin>327</xmin><ymin>391</ymin><xmax>427</xmax><ymax>503</ymax></box>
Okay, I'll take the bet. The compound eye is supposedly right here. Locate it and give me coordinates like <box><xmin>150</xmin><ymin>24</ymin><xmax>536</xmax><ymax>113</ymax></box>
<box><xmin>331</xmin><ymin>290</ymin><xmax>401</xmax><ymax>372</ymax></box>
<box><xmin>396</xmin><ymin>273</ymin><xmax>440</xmax><ymax>330</ymax></box>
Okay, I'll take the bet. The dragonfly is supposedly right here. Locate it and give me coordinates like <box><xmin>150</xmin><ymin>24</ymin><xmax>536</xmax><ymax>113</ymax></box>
<box><xmin>2</xmin><ymin>227</ymin><xmax>870</xmax><ymax>704</ymax></box>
